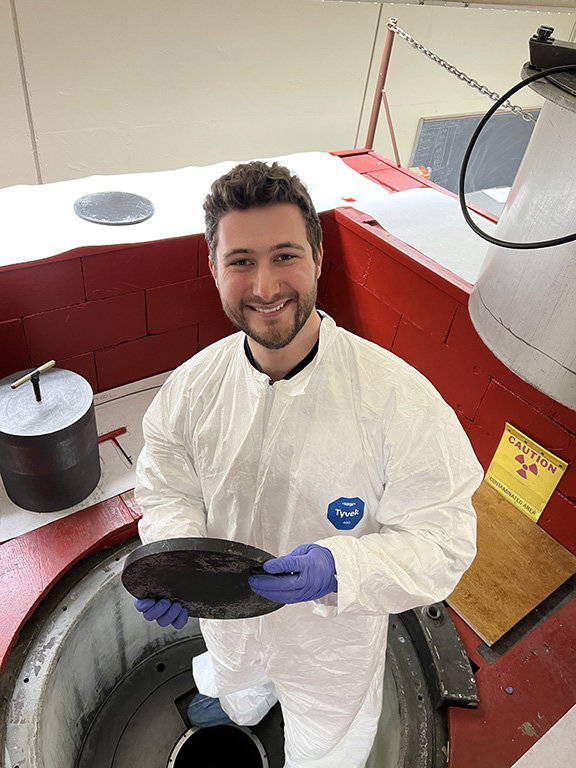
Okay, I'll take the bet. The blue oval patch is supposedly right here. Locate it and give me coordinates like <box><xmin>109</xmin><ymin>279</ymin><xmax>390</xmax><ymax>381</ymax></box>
<box><xmin>327</xmin><ymin>497</ymin><xmax>365</xmax><ymax>530</ymax></box>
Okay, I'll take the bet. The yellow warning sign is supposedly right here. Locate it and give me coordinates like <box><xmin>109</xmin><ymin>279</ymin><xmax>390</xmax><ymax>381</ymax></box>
<box><xmin>485</xmin><ymin>423</ymin><xmax>567</xmax><ymax>522</ymax></box>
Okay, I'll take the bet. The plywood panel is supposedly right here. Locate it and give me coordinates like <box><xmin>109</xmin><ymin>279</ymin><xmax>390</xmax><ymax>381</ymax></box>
<box><xmin>448</xmin><ymin>481</ymin><xmax>576</xmax><ymax>646</ymax></box>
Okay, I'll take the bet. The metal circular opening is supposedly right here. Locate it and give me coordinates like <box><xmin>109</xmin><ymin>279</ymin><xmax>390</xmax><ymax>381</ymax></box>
<box><xmin>168</xmin><ymin>724</ymin><xmax>268</xmax><ymax>767</ymax></box>
<box><xmin>0</xmin><ymin>540</ymin><xmax>452</xmax><ymax>768</ymax></box>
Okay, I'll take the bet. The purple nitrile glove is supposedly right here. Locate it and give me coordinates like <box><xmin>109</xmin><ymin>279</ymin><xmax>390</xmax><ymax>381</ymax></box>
<box><xmin>249</xmin><ymin>544</ymin><xmax>337</xmax><ymax>604</ymax></box>
<box><xmin>134</xmin><ymin>597</ymin><xmax>189</xmax><ymax>629</ymax></box>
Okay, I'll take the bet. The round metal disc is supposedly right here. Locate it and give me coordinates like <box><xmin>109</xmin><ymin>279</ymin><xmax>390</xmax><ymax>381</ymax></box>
<box><xmin>122</xmin><ymin>537</ymin><xmax>283</xmax><ymax>620</ymax></box>
<box><xmin>523</xmin><ymin>63</ymin><xmax>576</xmax><ymax>110</ymax></box>
<box><xmin>73</xmin><ymin>191</ymin><xmax>154</xmax><ymax>225</ymax></box>
<box><xmin>0</xmin><ymin>367</ymin><xmax>93</xmax><ymax>437</ymax></box>
<box><xmin>546</xmin><ymin>71</ymin><xmax>576</xmax><ymax>98</ymax></box>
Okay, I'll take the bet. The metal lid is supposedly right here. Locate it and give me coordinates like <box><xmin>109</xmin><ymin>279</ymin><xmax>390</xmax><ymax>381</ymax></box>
<box><xmin>523</xmin><ymin>63</ymin><xmax>576</xmax><ymax>110</ymax></box>
<box><xmin>122</xmin><ymin>537</ymin><xmax>283</xmax><ymax>620</ymax></box>
<box><xmin>73</xmin><ymin>191</ymin><xmax>155</xmax><ymax>225</ymax></box>
<box><xmin>0</xmin><ymin>367</ymin><xmax>94</xmax><ymax>437</ymax></box>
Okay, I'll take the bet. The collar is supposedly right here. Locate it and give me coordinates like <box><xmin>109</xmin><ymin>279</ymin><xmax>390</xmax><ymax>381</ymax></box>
<box><xmin>238</xmin><ymin>311</ymin><xmax>336</xmax><ymax>394</ymax></box>
<box><xmin>243</xmin><ymin>336</ymin><xmax>320</xmax><ymax>381</ymax></box>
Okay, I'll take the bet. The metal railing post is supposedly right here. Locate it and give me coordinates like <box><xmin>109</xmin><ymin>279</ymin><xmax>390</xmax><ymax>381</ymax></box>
<box><xmin>365</xmin><ymin>18</ymin><xmax>397</xmax><ymax>151</ymax></box>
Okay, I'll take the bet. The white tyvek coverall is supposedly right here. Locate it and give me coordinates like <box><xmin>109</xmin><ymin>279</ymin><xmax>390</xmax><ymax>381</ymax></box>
<box><xmin>136</xmin><ymin>313</ymin><xmax>483</xmax><ymax>768</ymax></box>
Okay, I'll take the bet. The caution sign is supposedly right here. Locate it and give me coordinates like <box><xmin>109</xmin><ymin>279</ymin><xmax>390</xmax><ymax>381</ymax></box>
<box><xmin>486</xmin><ymin>423</ymin><xmax>567</xmax><ymax>522</ymax></box>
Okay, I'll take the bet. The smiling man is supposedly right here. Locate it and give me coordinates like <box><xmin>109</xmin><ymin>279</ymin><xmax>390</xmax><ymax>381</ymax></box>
<box><xmin>209</xmin><ymin>201</ymin><xmax>322</xmax><ymax>379</ymax></box>
<box><xmin>134</xmin><ymin>161</ymin><xmax>483</xmax><ymax>768</ymax></box>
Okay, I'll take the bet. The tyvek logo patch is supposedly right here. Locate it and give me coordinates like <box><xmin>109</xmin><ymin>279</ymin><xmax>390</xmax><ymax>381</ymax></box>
<box><xmin>327</xmin><ymin>497</ymin><xmax>365</xmax><ymax>530</ymax></box>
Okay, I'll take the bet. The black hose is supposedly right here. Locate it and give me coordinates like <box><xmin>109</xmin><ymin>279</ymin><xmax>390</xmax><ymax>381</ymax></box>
<box><xmin>458</xmin><ymin>64</ymin><xmax>576</xmax><ymax>250</ymax></box>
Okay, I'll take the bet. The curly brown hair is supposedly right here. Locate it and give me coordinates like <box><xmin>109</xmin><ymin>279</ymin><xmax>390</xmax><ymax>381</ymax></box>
<box><xmin>203</xmin><ymin>161</ymin><xmax>322</xmax><ymax>266</ymax></box>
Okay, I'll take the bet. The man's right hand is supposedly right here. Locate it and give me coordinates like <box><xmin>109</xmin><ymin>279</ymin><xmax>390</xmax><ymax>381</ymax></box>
<box><xmin>134</xmin><ymin>598</ymin><xmax>189</xmax><ymax>629</ymax></box>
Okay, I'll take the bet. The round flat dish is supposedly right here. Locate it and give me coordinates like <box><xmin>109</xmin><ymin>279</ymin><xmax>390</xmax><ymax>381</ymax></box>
<box><xmin>73</xmin><ymin>191</ymin><xmax>154</xmax><ymax>225</ymax></box>
<box><xmin>122</xmin><ymin>537</ymin><xmax>283</xmax><ymax>620</ymax></box>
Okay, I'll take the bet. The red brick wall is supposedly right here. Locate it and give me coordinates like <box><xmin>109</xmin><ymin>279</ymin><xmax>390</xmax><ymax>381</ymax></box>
<box><xmin>1</xmin><ymin>151</ymin><xmax>573</xmax><ymax>553</ymax></box>
<box><xmin>0</xmin><ymin>236</ymin><xmax>236</xmax><ymax>393</ymax></box>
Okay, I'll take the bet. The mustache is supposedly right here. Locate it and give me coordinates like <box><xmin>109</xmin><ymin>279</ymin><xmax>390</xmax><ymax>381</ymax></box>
<box><xmin>242</xmin><ymin>294</ymin><xmax>296</xmax><ymax>307</ymax></box>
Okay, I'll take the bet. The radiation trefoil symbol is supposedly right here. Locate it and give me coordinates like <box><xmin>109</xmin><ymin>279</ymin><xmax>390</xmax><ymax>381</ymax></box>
<box><xmin>515</xmin><ymin>454</ymin><xmax>538</xmax><ymax>480</ymax></box>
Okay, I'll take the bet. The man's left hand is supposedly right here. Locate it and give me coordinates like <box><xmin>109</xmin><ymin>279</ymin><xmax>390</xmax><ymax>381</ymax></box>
<box><xmin>249</xmin><ymin>543</ymin><xmax>337</xmax><ymax>604</ymax></box>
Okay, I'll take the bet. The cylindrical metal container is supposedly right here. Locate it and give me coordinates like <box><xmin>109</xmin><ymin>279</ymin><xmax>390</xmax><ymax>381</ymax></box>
<box><xmin>0</xmin><ymin>367</ymin><xmax>101</xmax><ymax>512</ymax></box>
<box><xmin>468</xmin><ymin>71</ymin><xmax>576</xmax><ymax>411</ymax></box>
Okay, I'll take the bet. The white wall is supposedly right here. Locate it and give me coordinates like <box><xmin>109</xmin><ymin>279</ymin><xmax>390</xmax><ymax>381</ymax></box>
<box><xmin>1</xmin><ymin>0</ymin><xmax>38</xmax><ymax>186</ymax></box>
<box><xmin>1</xmin><ymin>0</ymin><xmax>574</xmax><ymax>188</ymax></box>
<box><xmin>360</xmin><ymin>6</ymin><xmax>576</xmax><ymax>166</ymax></box>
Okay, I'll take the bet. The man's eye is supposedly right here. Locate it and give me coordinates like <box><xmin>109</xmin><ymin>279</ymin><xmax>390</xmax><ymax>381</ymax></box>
<box><xmin>277</xmin><ymin>253</ymin><xmax>296</xmax><ymax>262</ymax></box>
<box><xmin>230</xmin><ymin>259</ymin><xmax>250</xmax><ymax>267</ymax></box>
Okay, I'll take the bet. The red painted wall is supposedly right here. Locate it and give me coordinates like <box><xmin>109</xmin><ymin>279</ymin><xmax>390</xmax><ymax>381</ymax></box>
<box><xmin>1</xmin><ymin>151</ymin><xmax>574</xmax><ymax>554</ymax></box>
<box><xmin>0</xmin><ymin>236</ymin><xmax>236</xmax><ymax>393</ymax></box>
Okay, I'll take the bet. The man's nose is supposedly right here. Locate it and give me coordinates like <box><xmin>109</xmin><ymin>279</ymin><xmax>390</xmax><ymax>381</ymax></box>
<box><xmin>252</xmin><ymin>265</ymin><xmax>280</xmax><ymax>301</ymax></box>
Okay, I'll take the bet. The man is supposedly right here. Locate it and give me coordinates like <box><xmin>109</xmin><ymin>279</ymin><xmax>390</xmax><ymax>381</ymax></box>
<box><xmin>134</xmin><ymin>160</ymin><xmax>483</xmax><ymax>767</ymax></box>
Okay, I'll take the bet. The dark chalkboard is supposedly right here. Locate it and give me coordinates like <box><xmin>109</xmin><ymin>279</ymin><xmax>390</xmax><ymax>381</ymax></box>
<box><xmin>410</xmin><ymin>109</ymin><xmax>540</xmax><ymax>195</ymax></box>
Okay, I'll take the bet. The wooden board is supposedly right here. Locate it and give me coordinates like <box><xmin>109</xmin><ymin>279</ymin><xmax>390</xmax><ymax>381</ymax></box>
<box><xmin>448</xmin><ymin>480</ymin><xmax>576</xmax><ymax>646</ymax></box>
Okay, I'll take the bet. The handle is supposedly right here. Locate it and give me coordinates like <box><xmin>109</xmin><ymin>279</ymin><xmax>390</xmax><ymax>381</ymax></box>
<box><xmin>10</xmin><ymin>360</ymin><xmax>56</xmax><ymax>402</ymax></box>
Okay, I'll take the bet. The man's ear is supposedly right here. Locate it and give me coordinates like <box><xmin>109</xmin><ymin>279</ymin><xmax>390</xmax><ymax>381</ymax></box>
<box><xmin>316</xmin><ymin>244</ymin><xmax>324</xmax><ymax>278</ymax></box>
<box><xmin>209</xmin><ymin>255</ymin><xmax>218</xmax><ymax>285</ymax></box>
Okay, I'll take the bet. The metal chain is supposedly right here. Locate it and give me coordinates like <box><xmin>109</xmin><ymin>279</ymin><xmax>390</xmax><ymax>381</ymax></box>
<box><xmin>387</xmin><ymin>18</ymin><xmax>536</xmax><ymax>123</ymax></box>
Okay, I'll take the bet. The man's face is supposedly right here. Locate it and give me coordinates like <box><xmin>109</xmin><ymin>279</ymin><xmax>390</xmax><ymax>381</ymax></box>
<box><xmin>210</xmin><ymin>203</ymin><xmax>322</xmax><ymax>350</ymax></box>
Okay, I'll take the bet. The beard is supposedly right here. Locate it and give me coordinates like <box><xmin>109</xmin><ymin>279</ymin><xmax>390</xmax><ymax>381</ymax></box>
<box><xmin>220</xmin><ymin>281</ymin><xmax>318</xmax><ymax>350</ymax></box>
